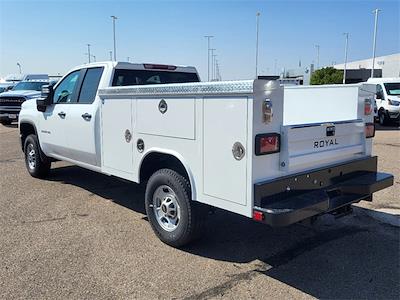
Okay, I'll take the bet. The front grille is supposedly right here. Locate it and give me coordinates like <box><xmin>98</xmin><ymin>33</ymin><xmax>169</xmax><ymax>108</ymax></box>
<box><xmin>0</xmin><ymin>96</ymin><xmax>26</xmax><ymax>107</ymax></box>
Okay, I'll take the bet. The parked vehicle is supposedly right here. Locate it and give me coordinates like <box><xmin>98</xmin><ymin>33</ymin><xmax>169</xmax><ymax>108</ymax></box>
<box><xmin>0</xmin><ymin>80</ymin><xmax>49</xmax><ymax>125</ymax></box>
<box><xmin>19</xmin><ymin>62</ymin><xmax>393</xmax><ymax>247</ymax></box>
<box><xmin>0</xmin><ymin>82</ymin><xmax>15</xmax><ymax>93</ymax></box>
<box><xmin>367</xmin><ymin>77</ymin><xmax>400</xmax><ymax>125</ymax></box>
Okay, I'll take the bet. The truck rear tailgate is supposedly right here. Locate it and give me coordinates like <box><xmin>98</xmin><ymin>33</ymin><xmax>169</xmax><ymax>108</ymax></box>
<box><xmin>279</xmin><ymin>120</ymin><xmax>366</xmax><ymax>172</ymax></box>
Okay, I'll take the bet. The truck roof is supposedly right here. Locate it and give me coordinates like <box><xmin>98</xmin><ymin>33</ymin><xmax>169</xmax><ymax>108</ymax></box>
<box><xmin>73</xmin><ymin>61</ymin><xmax>198</xmax><ymax>74</ymax></box>
<box><xmin>366</xmin><ymin>77</ymin><xmax>400</xmax><ymax>84</ymax></box>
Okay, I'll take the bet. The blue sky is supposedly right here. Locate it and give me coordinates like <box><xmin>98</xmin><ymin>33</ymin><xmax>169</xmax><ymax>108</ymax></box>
<box><xmin>0</xmin><ymin>0</ymin><xmax>399</xmax><ymax>80</ymax></box>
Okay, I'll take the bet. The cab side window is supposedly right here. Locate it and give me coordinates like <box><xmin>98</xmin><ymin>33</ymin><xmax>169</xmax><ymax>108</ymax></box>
<box><xmin>53</xmin><ymin>71</ymin><xmax>80</xmax><ymax>103</ymax></box>
<box><xmin>78</xmin><ymin>67</ymin><xmax>104</xmax><ymax>104</ymax></box>
<box><xmin>376</xmin><ymin>84</ymin><xmax>385</xmax><ymax>100</ymax></box>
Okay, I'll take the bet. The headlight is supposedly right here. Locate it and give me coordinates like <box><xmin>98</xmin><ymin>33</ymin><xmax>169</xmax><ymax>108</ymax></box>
<box><xmin>388</xmin><ymin>99</ymin><xmax>400</xmax><ymax>106</ymax></box>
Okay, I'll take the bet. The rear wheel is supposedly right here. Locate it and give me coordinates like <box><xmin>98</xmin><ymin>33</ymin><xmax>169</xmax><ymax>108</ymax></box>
<box><xmin>145</xmin><ymin>168</ymin><xmax>206</xmax><ymax>247</ymax></box>
<box><xmin>24</xmin><ymin>134</ymin><xmax>51</xmax><ymax>178</ymax></box>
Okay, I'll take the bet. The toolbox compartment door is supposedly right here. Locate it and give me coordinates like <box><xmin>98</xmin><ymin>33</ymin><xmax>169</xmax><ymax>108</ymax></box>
<box><xmin>203</xmin><ymin>97</ymin><xmax>248</xmax><ymax>205</ymax></box>
<box><xmin>101</xmin><ymin>97</ymin><xmax>134</xmax><ymax>179</ymax></box>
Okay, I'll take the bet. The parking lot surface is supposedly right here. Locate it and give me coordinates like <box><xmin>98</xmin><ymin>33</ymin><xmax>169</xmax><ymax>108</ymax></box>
<box><xmin>0</xmin><ymin>124</ymin><xmax>399</xmax><ymax>299</ymax></box>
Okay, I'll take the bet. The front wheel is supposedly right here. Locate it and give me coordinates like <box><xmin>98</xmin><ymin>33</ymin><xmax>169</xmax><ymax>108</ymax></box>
<box><xmin>0</xmin><ymin>118</ymin><xmax>12</xmax><ymax>125</ymax></box>
<box><xmin>24</xmin><ymin>134</ymin><xmax>51</xmax><ymax>178</ymax></box>
<box><xmin>378</xmin><ymin>110</ymin><xmax>389</xmax><ymax>126</ymax></box>
<box><xmin>145</xmin><ymin>169</ymin><xmax>206</xmax><ymax>247</ymax></box>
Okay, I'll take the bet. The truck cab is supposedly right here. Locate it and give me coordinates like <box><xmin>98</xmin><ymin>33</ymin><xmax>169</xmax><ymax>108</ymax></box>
<box><xmin>367</xmin><ymin>77</ymin><xmax>400</xmax><ymax>125</ymax></box>
<box><xmin>19</xmin><ymin>61</ymin><xmax>199</xmax><ymax>168</ymax></box>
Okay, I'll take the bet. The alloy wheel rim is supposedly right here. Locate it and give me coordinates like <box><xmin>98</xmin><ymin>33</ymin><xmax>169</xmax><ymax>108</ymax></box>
<box><xmin>27</xmin><ymin>143</ymin><xmax>36</xmax><ymax>170</ymax></box>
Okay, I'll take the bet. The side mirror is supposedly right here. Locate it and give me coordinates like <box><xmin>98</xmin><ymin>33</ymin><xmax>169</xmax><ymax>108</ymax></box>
<box><xmin>36</xmin><ymin>84</ymin><xmax>54</xmax><ymax>112</ymax></box>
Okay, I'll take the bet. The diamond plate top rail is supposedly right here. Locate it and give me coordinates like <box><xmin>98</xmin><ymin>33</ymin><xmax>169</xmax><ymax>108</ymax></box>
<box><xmin>99</xmin><ymin>80</ymin><xmax>254</xmax><ymax>97</ymax></box>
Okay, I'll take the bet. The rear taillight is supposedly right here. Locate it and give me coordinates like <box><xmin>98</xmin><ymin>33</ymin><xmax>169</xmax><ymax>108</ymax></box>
<box><xmin>143</xmin><ymin>64</ymin><xmax>177</xmax><ymax>70</ymax></box>
<box><xmin>255</xmin><ymin>133</ymin><xmax>280</xmax><ymax>155</ymax></box>
<box><xmin>364</xmin><ymin>98</ymin><xmax>373</xmax><ymax>115</ymax></box>
<box><xmin>365</xmin><ymin>123</ymin><xmax>375</xmax><ymax>138</ymax></box>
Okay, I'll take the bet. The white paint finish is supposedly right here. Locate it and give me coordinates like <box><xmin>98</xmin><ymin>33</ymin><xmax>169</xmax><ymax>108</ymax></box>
<box><xmin>101</xmin><ymin>98</ymin><xmax>134</xmax><ymax>175</ymax></box>
<box><xmin>64</xmin><ymin>102</ymin><xmax>99</xmax><ymax>166</ymax></box>
<box><xmin>19</xmin><ymin>68</ymin><xmax>379</xmax><ymax>221</ymax></box>
<box><xmin>136</xmin><ymin>97</ymin><xmax>195</xmax><ymax>140</ymax></box>
<box><xmin>39</xmin><ymin>104</ymin><xmax>70</xmax><ymax>158</ymax></box>
<box><xmin>203</xmin><ymin>97</ymin><xmax>248</xmax><ymax>205</ymax></box>
<box><xmin>283</xmin><ymin>85</ymin><xmax>360</xmax><ymax>125</ymax></box>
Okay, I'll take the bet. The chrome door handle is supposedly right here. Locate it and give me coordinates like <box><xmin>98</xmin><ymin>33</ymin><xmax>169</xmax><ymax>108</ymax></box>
<box><xmin>81</xmin><ymin>113</ymin><xmax>92</xmax><ymax>121</ymax></box>
<box><xmin>58</xmin><ymin>111</ymin><xmax>66</xmax><ymax>118</ymax></box>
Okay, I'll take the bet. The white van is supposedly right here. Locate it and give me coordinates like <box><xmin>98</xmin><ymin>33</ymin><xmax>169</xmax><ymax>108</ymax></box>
<box><xmin>367</xmin><ymin>78</ymin><xmax>400</xmax><ymax>125</ymax></box>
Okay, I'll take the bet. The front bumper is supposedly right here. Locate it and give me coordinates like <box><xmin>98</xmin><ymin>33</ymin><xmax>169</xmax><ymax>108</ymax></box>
<box><xmin>253</xmin><ymin>156</ymin><xmax>393</xmax><ymax>227</ymax></box>
<box><xmin>387</xmin><ymin>110</ymin><xmax>400</xmax><ymax>120</ymax></box>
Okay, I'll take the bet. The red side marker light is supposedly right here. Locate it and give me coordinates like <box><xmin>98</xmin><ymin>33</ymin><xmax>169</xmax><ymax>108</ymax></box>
<box><xmin>253</xmin><ymin>211</ymin><xmax>264</xmax><ymax>221</ymax></box>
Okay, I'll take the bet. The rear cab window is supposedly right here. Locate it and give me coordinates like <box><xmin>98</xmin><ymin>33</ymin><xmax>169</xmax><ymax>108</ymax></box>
<box><xmin>78</xmin><ymin>67</ymin><xmax>104</xmax><ymax>104</ymax></box>
<box><xmin>112</xmin><ymin>69</ymin><xmax>199</xmax><ymax>86</ymax></box>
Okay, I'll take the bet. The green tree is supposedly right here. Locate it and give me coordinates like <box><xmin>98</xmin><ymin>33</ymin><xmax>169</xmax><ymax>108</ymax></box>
<box><xmin>310</xmin><ymin>67</ymin><xmax>343</xmax><ymax>85</ymax></box>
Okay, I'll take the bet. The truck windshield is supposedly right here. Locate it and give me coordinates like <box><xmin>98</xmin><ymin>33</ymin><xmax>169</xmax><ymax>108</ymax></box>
<box><xmin>12</xmin><ymin>82</ymin><xmax>47</xmax><ymax>91</ymax></box>
<box><xmin>384</xmin><ymin>83</ymin><xmax>400</xmax><ymax>96</ymax></box>
<box><xmin>112</xmin><ymin>69</ymin><xmax>199</xmax><ymax>86</ymax></box>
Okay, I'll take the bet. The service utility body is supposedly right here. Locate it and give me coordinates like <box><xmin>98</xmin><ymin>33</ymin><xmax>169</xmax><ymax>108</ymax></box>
<box><xmin>19</xmin><ymin>61</ymin><xmax>394</xmax><ymax>247</ymax></box>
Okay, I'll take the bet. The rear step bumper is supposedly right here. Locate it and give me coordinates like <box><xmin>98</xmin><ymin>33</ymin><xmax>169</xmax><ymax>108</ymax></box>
<box><xmin>253</xmin><ymin>156</ymin><xmax>394</xmax><ymax>227</ymax></box>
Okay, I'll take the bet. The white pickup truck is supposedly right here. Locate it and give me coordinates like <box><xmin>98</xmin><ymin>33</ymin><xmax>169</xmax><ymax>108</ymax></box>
<box><xmin>19</xmin><ymin>61</ymin><xmax>394</xmax><ymax>247</ymax></box>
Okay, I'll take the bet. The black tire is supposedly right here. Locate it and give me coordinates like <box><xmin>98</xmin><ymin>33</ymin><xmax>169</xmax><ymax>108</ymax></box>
<box><xmin>378</xmin><ymin>110</ymin><xmax>389</xmax><ymax>126</ymax></box>
<box><xmin>0</xmin><ymin>119</ymin><xmax>12</xmax><ymax>125</ymax></box>
<box><xmin>24</xmin><ymin>134</ymin><xmax>51</xmax><ymax>178</ymax></box>
<box><xmin>145</xmin><ymin>168</ymin><xmax>206</xmax><ymax>247</ymax></box>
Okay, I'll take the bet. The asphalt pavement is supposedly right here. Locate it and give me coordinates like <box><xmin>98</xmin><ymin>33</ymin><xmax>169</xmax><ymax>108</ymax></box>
<box><xmin>0</xmin><ymin>124</ymin><xmax>399</xmax><ymax>299</ymax></box>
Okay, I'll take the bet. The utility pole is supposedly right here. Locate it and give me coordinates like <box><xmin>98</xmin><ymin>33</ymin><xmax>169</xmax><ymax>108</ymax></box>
<box><xmin>16</xmin><ymin>62</ymin><xmax>22</xmax><ymax>74</ymax></box>
<box><xmin>315</xmin><ymin>45</ymin><xmax>320</xmax><ymax>69</ymax></box>
<box><xmin>87</xmin><ymin>44</ymin><xmax>91</xmax><ymax>63</ymax></box>
<box><xmin>371</xmin><ymin>9</ymin><xmax>380</xmax><ymax>78</ymax></box>
<box><xmin>255</xmin><ymin>12</ymin><xmax>261</xmax><ymax>78</ymax></box>
<box><xmin>204</xmin><ymin>36</ymin><xmax>214</xmax><ymax>81</ymax></box>
<box><xmin>343</xmin><ymin>33</ymin><xmax>349</xmax><ymax>84</ymax></box>
<box><xmin>109</xmin><ymin>51</ymin><xmax>113</xmax><ymax>61</ymax></box>
<box><xmin>92</xmin><ymin>55</ymin><xmax>96</xmax><ymax>62</ymax></box>
<box><xmin>111</xmin><ymin>15</ymin><xmax>118</xmax><ymax>61</ymax></box>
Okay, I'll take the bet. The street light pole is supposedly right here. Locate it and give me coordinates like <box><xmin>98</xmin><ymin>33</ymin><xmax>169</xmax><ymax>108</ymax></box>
<box><xmin>343</xmin><ymin>33</ymin><xmax>349</xmax><ymax>84</ymax></box>
<box><xmin>111</xmin><ymin>15</ymin><xmax>118</xmax><ymax>61</ymax></box>
<box><xmin>315</xmin><ymin>45</ymin><xmax>320</xmax><ymax>69</ymax></box>
<box><xmin>204</xmin><ymin>35</ymin><xmax>214</xmax><ymax>81</ymax></box>
<box><xmin>87</xmin><ymin>44</ymin><xmax>91</xmax><ymax>63</ymax></box>
<box><xmin>210</xmin><ymin>49</ymin><xmax>216</xmax><ymax>81</ymax></box>
<box><xmin>213</xmin><ymin>55</ymin><xmax>217</xmax><ymax>81</ymax></box>
<box><xmin>371</xmin><ymin>9</ymin><xmax>380</xmax><ymax>78</ymax></box>
<box><xmin>255</xmin><ymin>12</ymin><xmax>261</xmax><ymax>78</ymax></box>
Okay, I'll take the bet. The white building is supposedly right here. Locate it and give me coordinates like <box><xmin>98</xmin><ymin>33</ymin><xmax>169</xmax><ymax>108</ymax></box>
<box><xmin>333</xmin><ymin>53</ymin><xmax>400</xmax><ymax>78</ymax></box>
